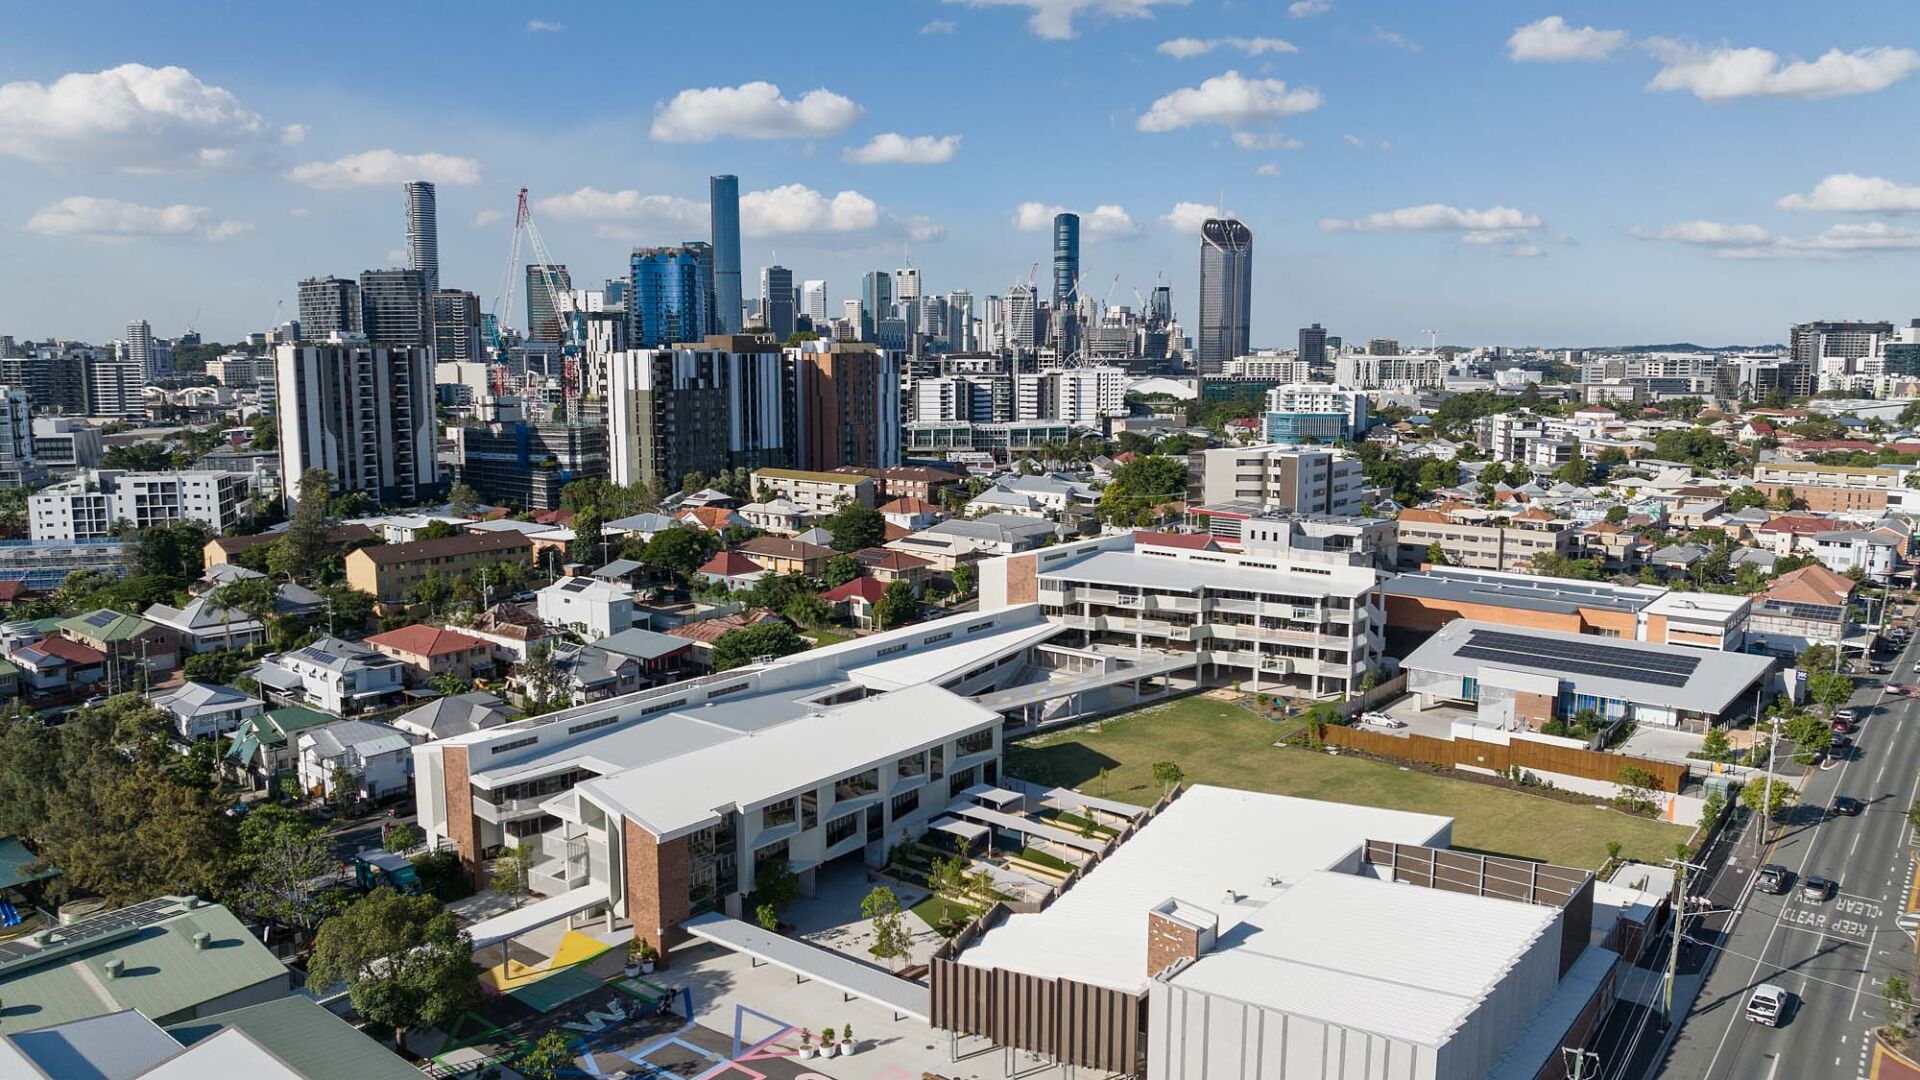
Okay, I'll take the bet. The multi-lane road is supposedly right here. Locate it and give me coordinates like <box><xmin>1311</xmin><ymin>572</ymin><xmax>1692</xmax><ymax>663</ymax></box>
<box><xmin>1658</xmin><ymin>634</ymin><xmax>1920</xmax><ymax>1080</ymax></box>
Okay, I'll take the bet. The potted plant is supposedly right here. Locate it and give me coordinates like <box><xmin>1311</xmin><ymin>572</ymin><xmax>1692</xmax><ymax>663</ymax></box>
<box><xmin>840</xmin><ymin>1023</ymin><xmax>854</xmax><ymax>1055</ymax></box>
<box><xmin>636</xmin><ymin>939</ymin><xmax>659</xmax><ymax>974</ymax></box>
<box><xmin>798</xmin><ymin>1029</ymin><xmax>814</xmax><ymax>1059</ymax></box>
<box><xmin>820</xmin><ymin>1027</ymin><xmax>836</xmax><ymax>1057</ymax></box>
<box><xmin>624</xmin><ymin>940</ymin><xmax>641</xmax><ymax>977</ymax></box>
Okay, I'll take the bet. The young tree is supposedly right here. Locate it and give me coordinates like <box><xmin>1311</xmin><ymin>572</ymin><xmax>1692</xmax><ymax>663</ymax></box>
<box><xmin>307</xmin><ymin>890</ymin><xmax>478</xmax><ymax>1053</ymax></box>
<box><xmin>862</xmin><ymin>885</ymin><xmax>912</xmax><ymax>970</ymax></box>
<box><xmin>519</xmin><ymin>1031</ymin><xmax>575</xmax><ymax>1080</ymax></box>
<box><xmin>952</xmin><ymin>562</ymin><xmax>976</xmax><ymax>596</ymax></box>
<box><xmin>1613</xmin><ymin>765</ymin><xmax>1659</xmax><ymax>814</ymax></box>
<box><xmin>1700</xmin><ymin>726</ymin><xmax>1732</xmax><ymax>763</ymax></box>
<box><xmin>1740</xmin><ymin>775</ymin><xmax>1794</xmax><ymax>821</ymax></box>
<box><xmin>1807</xmin><ymin>671</ymin><xmax>1854</xmax><ymax>717</ymax></box>
<box><xmin>1426</xmin><ymin>541</ymin><xmax>1450</xmax><ymax>567</ymax></box>
<box><xmin>329</xmin><ymin>765</ymin><xmax>358</xmax><ymax>814</ymax></box>
<box><xmin>873</xmin><ymin>580</ymin><xmax>919</xmax><ymax>630</ymax></box>
<box><xmin>1151</xmin><ymin>761</ymin><xmax>1185</xmax><ymax>792</ymax></box>
<box><xmin>756</xmin><ymin>903</ymin><xmax>780</xmax><ymax>933</ymax></box>
<box><xmin>384</xmin><ymin>822</ymin><xmax>421</xmax><ymax>852</ymax></box>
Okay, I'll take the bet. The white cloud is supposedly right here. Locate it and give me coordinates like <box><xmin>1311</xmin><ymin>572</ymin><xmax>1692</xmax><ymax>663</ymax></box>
<box><xmin>1012</xmin><ymin>201</ymin><xmax>1137</xmax><ymax>237</ymax></box>
<box><xmin>526</xmin><ymin>19</ymin><xmax>564</xmax><ymax>31</ymax></box>
<box><xmin>284</xmin><ymin>149</ymin><xmax>482</xmax><ymax>188</ymax></box>
<box><xmin>1319</xmin><ymin>203</ymin><xmax>1543</xmax><ymax>232</ymax></box>
<box><xmin>288</xmin><ymin>207</ymin><xmax>310</xmax><ymax>219</ymax></box>
<box><xmin>1459</xmin><ymin>229</ymin><xmax>1523</xmax><ymax>245</ymax></box>
<box><xmin>1507</xmin><ymin>17</ymin><xmax>1628</xmax><ymax>63</ymax></box>
<box><xmin>1231</xmin><ymin>131</ymin><xmax>1302</xmax><ymax>150</ymax></box>
<box><xmin>921</xmin><ymin>19</ymin><xmax>958</xmax><ymax>34</ymax></box>
<box><xmin>471</xmin><ymin>208</ymin><xmax>504</xmax><ymax>228</ymax></box>
<box><xmin>26</xmin><ymin>195</ymin><xmax>247</xmax><ymax>241</ymax></box>
<box><xmin>1288</xmin><ymin>0</ymin><xmax>1329</xmax><ymax>16</ymax></box>
<box><xmin>1776</xmin><ymin>173</ymin><xmax>1920</xmax><ymax>213</ymax></box>
<box><xmin>1646</xmin><ymin>41</ymin><xmax>1920</xmax><ymax>101</ymax></box>
<box><xmin>534</xmin><ymin>187</ymin><xmax>705</xmax><ymax>231</ymax></box>
<box><xmin>1371</xmin><ymin>27</ymin><xmax>1420</xmax><ymax>53</ymax></box>
<box><xmin>1341</xmin><ymin>133</ymin><xmax>1366</xmax><ymax>148</ymax></box>
<box><xmin>844</xmin><ymin>132</ymin><xmax>961</xmax><ymax>165</ymax></box>
<box><xmin>1256</xmin><ymin>163</ymin><xmax>1281</xmax><ymax>177</ymax></box>
<box><xmin>279</xmin><ymin>123</ymin><xmax>307</xmax><ymax>145</ymax></box>
<box><xmin>650</xmin><ymin>81</ymin><xmax>863</xmax><ymax>142</ymax></box>
<box><xmin>940</xmin><ymin>0</ymin><xmax>1189</xmax><ymax>41</ymax></box>
<box><xmin>1137</xmin><ymin>70</ymin><xmax>1322</xmax><ymax>132</ymax></box>
<box><xmin>0</xmin><ymin>63</ymin><xmax>268</xmax><ymax>169</ymax></box>
<box><xmin>742</xmin><ymin>184</ymin><xmax>880</xmax><ymax>235</ymax></box>
<box><xmin>1504</xmin><ymin>244</ymin><xmax>1546</xmax><ymax>258</ymax></box>
<box><xmin>1786</xmin><ymin>221</ymin><xmax>1920</xmax><ymax>251</ymax></box>
<box><xmin>1629</xmin><ymin>220</ymin><xmax>1772</xmax><ymax>246</ymax></box>
<box><xmin>1156</xmin><ymin>36</ymin><xmax>1297</xmax><ymax>59</ymax></box>
<box><xmin>903</xmin><ymin>215</ymin><xmax>949</xmax><ymax>242</ymax></box>
<box><xmin>1161</xmin><ymin>201</ymin><xmax>1223</xmax><ymax>232</ymax></box>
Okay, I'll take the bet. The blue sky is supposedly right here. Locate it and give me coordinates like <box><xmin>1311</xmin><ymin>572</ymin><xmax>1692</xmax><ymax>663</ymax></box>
<box><xmin>5</xmin><ymin>0</ymin><xmax>1920</xmax><ymax>348</ymax></box>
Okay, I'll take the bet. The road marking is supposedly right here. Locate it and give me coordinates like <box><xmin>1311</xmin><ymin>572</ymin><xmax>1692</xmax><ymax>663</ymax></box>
<box><xmin>1853</xmin><ymin>927</ymin><xmax>1877</xmax><ymax>1021</ymax></box>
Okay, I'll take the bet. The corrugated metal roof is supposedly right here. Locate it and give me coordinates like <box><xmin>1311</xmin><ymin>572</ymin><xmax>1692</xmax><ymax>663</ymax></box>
<box><xmin>167</xmin><ymin>995</ymin><xmax>424</xmax><ymax>1080</ymax></box>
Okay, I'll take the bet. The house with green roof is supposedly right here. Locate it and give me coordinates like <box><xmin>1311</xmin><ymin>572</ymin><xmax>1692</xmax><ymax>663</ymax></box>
<box><xmin>56</xmin><ymin>608</ymin><xmax>179</xmax><ymax>675</ymax></box>
<box><xmin>0</xmin><ymin>895</ymin><xmax>290</xmax><ymax>1029</ymax></box>
<box><xmin>226</xmin><ymin>706</ymin><xmax>336</xmax><ymax>789</ymax></box>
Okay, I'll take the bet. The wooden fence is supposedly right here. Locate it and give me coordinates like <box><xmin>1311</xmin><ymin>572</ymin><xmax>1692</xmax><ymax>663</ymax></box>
<box><xmin>1317</xmin><ymin>723</ymin><xmax>1688</xmax><ymax>792</ymax></box>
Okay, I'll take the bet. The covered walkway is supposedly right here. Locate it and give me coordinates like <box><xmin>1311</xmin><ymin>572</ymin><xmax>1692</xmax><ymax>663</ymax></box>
<box><xmin>465</xmin><ymin>885</ymin><xmax>606</xmax><ymax>950</ymax></box>
<box><xmin>681</xmin><ymin>912</ymin><xmax>930</xmax><ymax>1022</ymax></box>
<box><xmin>943</xmin><ymin>802</ymin><xmax>1109</xmax><ymax>854</ymax></box>
<box><xmin>970</xmin><ymin>650</ymin><xmax>1192</xmax><ymax>728</ymax></box>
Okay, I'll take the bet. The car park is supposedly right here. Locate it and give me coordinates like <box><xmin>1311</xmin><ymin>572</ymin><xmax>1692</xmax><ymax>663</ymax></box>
<box><xmin>1833</xmin><ymin>796</ymin><xmax>1864</xmax><ymax>816</ymax></box>
<box><xmin>1746</xmin><ymin>984</ymin><xmax>1790</xmax><ymax>1027</ymax></box>
<box><xmin>1802</xmin><ymin>875</ymin><xmax>1836</xmax><ymax>901</ymax></box>
<box><xmin>1756</xmin><ymin>864</ymin><xmax>1791</xmax><ymax>894</ymax></box>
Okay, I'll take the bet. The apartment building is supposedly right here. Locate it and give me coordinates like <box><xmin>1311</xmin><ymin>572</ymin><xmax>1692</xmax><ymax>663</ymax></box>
<box><xmin>1197</xmin><ymin>445</ymin><xmax>1364</xmax><ymax>514</ymax></box>
<box><xmin>535</xmin><ymin>576</ymin><xmax>637</xmax><ymax>641</ymax></box>
<box><xmin>1752</xmin><ymin>459</ymin><xmax>1909</xmax><ymax>513</ymax></box>
<box><xmin>0</xmin><ymin>386</ymin><xmax>43</xmax><ymax>490</ymax></box>
<box><xmin>982</xmin><ymin>531</ymin><xmax>1385</xmax><ymax>697</ymax></box>
<box><xmin>30</xmin><ymin>417</ymin><xmax>104</xmax><ymax>473</ymax></box>
<box><xmin>411</xmin><ymin>607</ymin><xmax>1059</xmax><ymax>929</ymax></box>
<box><xmin>606</xmin><ymin>335</ymin><xmax>794</xmax><ymax>494</ymax></box>
<box><xmin>343</xmin><ymin>531</ymin><xmax>534</xmax><ymax>604</ymax></box>
<box><xmin>1395</xmin><ymin>505</ymin><xmax>1576</xmax><ymax>572</ymax></box>
<box><xmin>1333</xmin><ymin>353</ymin><xmax>1445</xmax><ymax>390</ymax></box>
<box><xmin>29</xmin><ymin>469</ymin><xmax>252</xmax><ymax>541</ymax></box>
<box><xmin>1478</xmin><ymin>411</ymin><xmax>1546</xmax><ymax>462</ymax></box>
<box><xmin>1259</xmin><ymin>383</ymin><xmax>1370</xmax><ymax>443</ymax></box>
<box><xmin>789</xmin><ymin>339</ymin><xmax>902</xmax><ymax>471</ymax></box>
<box><xmin>275</xmin><ymin>341</ymin><xmax>439</xmax><ymax>510</ymax></box>
<box><xmin>1185</xmin><ymin>504</ymin><xmax>1397</xmax><ymax>569</ymax></box>
<box><xmin>749</xmin><ymin>467</ymin><xmax>875</xmax><ymax>518</ymax></box>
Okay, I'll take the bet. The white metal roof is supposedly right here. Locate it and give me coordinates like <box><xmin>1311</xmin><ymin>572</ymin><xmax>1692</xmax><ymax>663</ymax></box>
<box><xmin>683</xmin><ymin>913</ymin><xmax>929</xmax><ymax>1021</ymax></box>
<box><xmin>577</xmin><ymin>683</ymin><xmax>1000</xmax><ymax>840</ymax></box>
<box><xmin>1168</xmin><ymin>869</ymin><xmax>1559</xmax><ymax>1047</ymax></box>
<box><xmin>1043</xmin><ymin>549</ymin><xmax>1376</xmax><ymax>599</ymax></box>
<box><xmin>465</xmin><ymin>886</ymin><xmax>608</xmax><ymax>949</ymax></box>
<box><xmin>956</xmin><ymin>785</ymin><xmax>1451</xmax><ymax>993</ymax></box>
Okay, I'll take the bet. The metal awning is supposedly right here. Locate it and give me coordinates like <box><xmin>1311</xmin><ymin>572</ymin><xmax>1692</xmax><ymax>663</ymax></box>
<box><xmin>929</xmin><ymin>817</ymin><xmax>991</xmax><ymax>845</ymax></box>
<box><xmin>956</xmin><ymin>784</ymin><xmax>1025</xmax><ymax>810</ymax></box>
<box><xmin>464</xmin><ymin>886</ymin><xmax>607</xmax><ymax>949</ymax></box>
<box><xmin>682</xmin><ymin>912</ymin><xmax>929</xmax><ymax>1021</ymax></box>
<box><xmin>943</xmin><ymin>802</ymin><xmax>1108</xmax><ymax>853</ymax></box>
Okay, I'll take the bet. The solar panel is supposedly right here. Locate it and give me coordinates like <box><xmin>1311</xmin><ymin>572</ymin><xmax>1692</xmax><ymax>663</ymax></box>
<box><xmin>1457</xmin><ymin>628</ymin><xmax>1698</xmax><ymax>689</ymax></box>
<box><xmin>83</xmin><ymin>611</ymin><xmax>116</xmax><ymax>628</ymax></box>
<box><xmin>0</xmin><ymin>896</ymin><xmax>184</xmax><ymax>975</ymax></box>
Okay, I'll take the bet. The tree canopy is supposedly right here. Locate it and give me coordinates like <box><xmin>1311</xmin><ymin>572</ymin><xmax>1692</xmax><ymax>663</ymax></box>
<box><xmin>711</xmin><ymin>621</ymin><xmax>808</xmax><ymax>671</ymax></box>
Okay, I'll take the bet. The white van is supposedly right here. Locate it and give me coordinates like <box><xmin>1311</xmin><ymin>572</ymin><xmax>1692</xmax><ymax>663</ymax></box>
<box><xmin>1746</xmin><ymin>984</ymin><xmax>1789</xmax><ymax>1027</ymax></box>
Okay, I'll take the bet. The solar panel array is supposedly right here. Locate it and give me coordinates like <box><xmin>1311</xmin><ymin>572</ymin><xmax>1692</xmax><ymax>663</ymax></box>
<box><xmin>82</xmin><ymin>611</ymin><xmax>117</xmax><ymax>628</ymax></box>
<box><xmin>1457</xmin><ymin>628</ymin><xmax>1700</xmax><ymax>689</ymax></box>
<box><xmin>0</xmin><ymin>896</ymin><xmax>180</xmax><ymax>974</ymax></box>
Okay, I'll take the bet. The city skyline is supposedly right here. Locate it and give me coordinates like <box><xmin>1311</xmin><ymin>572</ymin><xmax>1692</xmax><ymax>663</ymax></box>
<box><xmin>5</xmin><ymin>2</ymin><xmax>1920</xmax><ymax>346</ymax></box>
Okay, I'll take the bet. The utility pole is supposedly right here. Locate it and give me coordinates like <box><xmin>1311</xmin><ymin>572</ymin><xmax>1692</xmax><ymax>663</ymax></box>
<box><xmin>1754</xmin><ymin>705</ymin><xmax>1780</xmax><ymax>859</ymax></box>
<box><xmin>1663</xmin><ymin>857</ymin><xmax>1705</xmax><ymax>1018</ymax></box>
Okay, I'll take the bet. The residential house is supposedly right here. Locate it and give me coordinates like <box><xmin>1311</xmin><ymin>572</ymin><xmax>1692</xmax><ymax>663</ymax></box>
<box><xmin>152</xmin><ymin>681</ymin><xmax>264</xmax><ymax>742</ymax></box>
<box><xmin>143</xmin><ymin>595</ymin><xmax>265</xmax><ymax>655</ymax></box>
<box><xmin>594</xmin><ymin>627</ymin><xmax>697</xmax><ymax>685</ymax></box>
<box><xmin>462</xmin><ymin>601</ymin><xmax>553</xmax><ymax>663</ymax></box>
<box><xmin>697</xmin><ymin>550</ymin><xmax>769</xmax><ymax>591</ymax></box>
<box><xmin>1809</xmin><ymin>530</ymin><xmax>1900</xmax><ymax>582</ymax></box>
<box><xmin>879</xmin><ymin>496</ymin><xmax>946</xmax><ymax>532</ymax></box>
<box><xmin>735</xmin><ymin>536</ymin><xmax>833</xmax><ymax>577</ymax></box>
<box><xmin>674</xmin><ymin>505</ymin><xmax>749</xmax><ymax>533</ymax></box>
<box><xmin>823</xmin><ymin>575</ymin><xmax>888</xmax><ymax>628</ymax></box>
<box><xmin>535</xmin><ymin>575</ymin><xmax>637</xmax><ymax>641</ymax></box>
<box><xmin>225</xmin><ymin>706</ymin><xmax>335</xmax><ymax>789</ymax></box>
<box><xmin>886</xmin><ymin>513</ymin><xmax>1058</xmax><ymax>572</ymax></box>
<box><xmin>252</xmin><ymin>637</ymin><xmax>407</xmax><ymax>716</ymax></box>
<box><xmin>343</xmin><ymin>531</ymin><xmax>533</xmax><ymax>605</ymax></box>
<box><xmin>391</xmin><ymin>691</ymin><xmax>511</xmax><ymax>741</ymax></box>
<box><xmin>737</xmin><ymin>498</ymin><xmax>808</xmax><ymax>534</ymax></box>
<box><xmin>664</xmin><ymin>608</ymin><xmax>787</xmax><ymax>666</ymax></box>
<box><xmin>1648</xmin><ymin>544</ymin><xmax>1707</xmax><ymax>578</ymax></box>
<box><xmin>12</xmin><ymin>635</ymin><xmax>104</xmax><ymax>694</ymax></box>
<box><xmin>364</xmin><ymin>624</ymin><xmax>495</xmax><ymax>688</ymax></box>
<box><xmin>1754</xmin><ymin>513</ymin><xmax>1835</xmax><ymax>555</ymax></box>
<box><xmin>1749</xmin><ymin>564</ymin><xmax>1860</xmax><ymax>656</ymax></box>
<box><xmin>603</xmin><ymin>512</ymin><xmax>679</xmax><ymax>543</ymax></box>
<box><xmin>853</xmin><ymin>547</ymin><xmax>934</xmax><ymax>593</ymax></box>
<box><xmin>57</xmin><ymin>609</ymin><xmax>178</xmax><ymax>674</ymax></box>
<box><xmin>297</xmin><ymin>719</ymin><xmax>418</xmax><ymax>803</ymax></box>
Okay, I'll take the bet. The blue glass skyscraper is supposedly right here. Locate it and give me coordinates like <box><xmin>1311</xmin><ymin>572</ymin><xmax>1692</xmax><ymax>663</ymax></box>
<box><xmin>860</xmin><ymin>270</ymin><xmax>892</xmax><ymax>342</ymax></box>
<box><xmin>628</xmin><ymin>247</ymin><xmax>711</xmax><ymax>348</ymax></box>
<box><xmin>1051</xmin><ymin>212</ymin><xmax>1080</xmax><ymax>309</ymax></box>
<box><xmin>709</xmin><ymin>175</ymin><xmax>743</xmax><ymax>334</ymax></box>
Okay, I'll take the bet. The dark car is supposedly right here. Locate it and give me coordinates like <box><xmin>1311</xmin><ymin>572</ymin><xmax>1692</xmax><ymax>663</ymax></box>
<box><xmin>1830</xmin><ymin>735</ymin><xmax>1855</xmax><ymax>760</ymax></box>
<box><xmin>1756</xmin><ymin>863</ymin><xmax>1791</xmax><ymax>895</ymax></box>
<box><xmin>1834</xmin><ymin>796</ymin><xmax>1865</xmax><ymax>816</ymax></box>
<box><xmin>1802</xmin><ymin>875</ymin><xmax>1836</xmax><ymax>901</ymax></box>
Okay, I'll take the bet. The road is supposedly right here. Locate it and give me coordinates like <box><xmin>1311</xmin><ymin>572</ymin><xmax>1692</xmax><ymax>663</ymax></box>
<box><xmin>1656</xmin><ymin>633</ymin><xmax>1920</xmax><ymax>1080</ymax></box>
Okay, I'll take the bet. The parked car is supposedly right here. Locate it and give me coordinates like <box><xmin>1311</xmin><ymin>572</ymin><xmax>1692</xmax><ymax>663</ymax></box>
<box><xmin>1746</xmin><ymin>984</ymin><xmax>1791</xmax><ymax>1027</ymax></box>
<box><xmin>1358</xmin><ymin>711</ymin><xmax>1407</xmax><ymax>729</ymax></box>
<box><xmin>1869</xmin><ymin>662</ymin><xmax>1889</xmax><ymax>675</ymax></box>
<box><xmin>1756</xmin><ymin>864</ymin><xmax>1791</xmax><ymax>895</ymax></box>
<box><xmin>1833</xmin><ymin>796</ymin><xmax>1864</xmax><ymax>817</ymax></box>
<box><xmin>1802</xmin><ymin>875</ymin><xmax>1836</xmax><ymax>901</ymax></box>
<box><xmin>1832</xmin><ymin>716</ymin><xmax>1856</xmax><ymax>734</ymax></box>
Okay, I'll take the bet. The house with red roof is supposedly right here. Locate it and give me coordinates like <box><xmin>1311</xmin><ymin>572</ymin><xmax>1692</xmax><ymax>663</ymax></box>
<box><xmin>696</xmin><ymin>550</ymin><xmax>767</xmax><ymax>592</ymax></box>
<box><xmin>822</xmin><ymin>575</ymin><xmax>889</xmax><ymax>629</ymax></box>
<box><xmin>365</xmin><ymin>624</ymin><xmax>495</xmax><ymax>687</ymax></box>
<box><xmin>13</xmin><ymin>634</ymin><xmax>105</xmax><ymax>694</ymax></box>
<box><xmin>879</xmin><ymin>497</ymin><xmax>946</xmax><ymax>532</ymax></box>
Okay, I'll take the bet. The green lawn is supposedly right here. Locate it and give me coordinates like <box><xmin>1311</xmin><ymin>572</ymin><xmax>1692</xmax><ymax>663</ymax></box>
<box><xmin>1006</xmin><ymin>695</ymin><xmax>1688</xmax><ymax>869</ymax></box>
<box><xmin>805</xmin><ymin>627</ymin><xmax>854</xmax><ymax>647</ymax></box>
<box><xmin>909</xmin><ymin>893</ymin><xmax>980</xmax><ymax>931</ymax></box>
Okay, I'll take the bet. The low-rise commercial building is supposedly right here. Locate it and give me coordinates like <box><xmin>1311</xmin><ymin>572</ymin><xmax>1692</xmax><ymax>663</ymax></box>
<box><xmin>1384</xmin><ymin>567</ymin><xmax>1749</xmax><ymax>651</ymax></box>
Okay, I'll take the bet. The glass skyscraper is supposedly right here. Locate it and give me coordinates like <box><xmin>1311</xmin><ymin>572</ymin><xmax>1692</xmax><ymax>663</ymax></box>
<box><xmin>860</xmin><ymin>270</ymin><xmax>892</xmax><ymax>342</ymax></box>
<box><xmin>629</xmin><ymin>247</ymin><xmax>712</xmax><ymax>348</ymax></box>
<box><xmin>1197</xmin><ymin>218</ymin><xmax>1253</xmax><ymax>375</ymax></box>
<box><xmin>709</xmin><ymin>175</ymin><xmax>743</xmax><ymax>334</ymax></box>
<box><xmin>404</xmin><ymin>181</ymin><xmax>439</xmax><ymax>295</ymax></box>
<box><xmin>1051</xmin><ymin>212</ymin><xmax>1080</xmax><ymax>308</ymax></box>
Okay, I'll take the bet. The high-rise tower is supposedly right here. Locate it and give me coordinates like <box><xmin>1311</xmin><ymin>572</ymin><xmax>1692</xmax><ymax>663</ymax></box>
<box><xmin>710</xmin><ymin>175</ymin><xmax>743</xmax><ymax>334</ymax></box>
<box><xmin>404</xmin><ymin>181</ymin><xmax>440</xmax><ymax>295</ymax></box>
<box><xmin>1051</xmin><ymin>212</ymin><xmax>1080</xmax><ymax>309</ymax></box>
<box><xmin>1197</xmin><ymin>218</ymin><xmax>1253</xmax><ymax>375</ymax></box>
<box><xmin>760</xmin><ymin>265</ymin><xmax>796</xmax><ymax>340</ymax></box>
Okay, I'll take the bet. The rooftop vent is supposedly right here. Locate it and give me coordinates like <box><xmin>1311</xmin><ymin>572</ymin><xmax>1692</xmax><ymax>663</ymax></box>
<box><xmin>103</xmin><ymin>958</ymin><xmax>124</xmax><ymax>978</ymax></box>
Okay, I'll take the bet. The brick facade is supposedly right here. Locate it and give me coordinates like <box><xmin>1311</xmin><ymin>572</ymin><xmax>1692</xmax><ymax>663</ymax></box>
<box><xmin>624</xmin><ymin>818</ymin><xmax>691</xmax><ymax>966</ymax></box>
<box><xmin>1004</xmin><ymin>553</ymin><xmax>1039</xmax><ymax>605</ymax></box>
<box><xmin>1146</xmin><ymin>909</ymin><xmax>1201</xmax><ymax>977</ymax></box>
<box><xmin>442</xmin><ymin>744</ymin><xmax>484</xmax><ymax>887</ymax></box>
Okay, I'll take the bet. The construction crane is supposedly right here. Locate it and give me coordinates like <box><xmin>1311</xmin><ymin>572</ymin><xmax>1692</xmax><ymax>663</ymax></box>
<box><xmin>488</xmin><ymin>188</ymin><xmax>584</xmax><ymax>420</ymax></box>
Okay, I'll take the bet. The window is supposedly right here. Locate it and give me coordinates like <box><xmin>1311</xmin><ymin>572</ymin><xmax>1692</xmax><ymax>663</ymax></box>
<box><xmin>956</xmin><ymin>729</ymin><xmax>993</xmax><ymax>756</ymax></box>
<box><xmin>889</xmin><ymin>788</ymin><xmax>920</xmax><ymax>821</ymax></box>
<box><xmin>929</xmin><ymin>746</ymin><xmax>945</xmax><ymax>780</ymax></box>
<box><xmin>875</xmin><ymin>643</ymin><xmax>907</xmax><ymax>658</ymax></box>
<box><xmin>897</xmin><ymin>752</ymin><xmax>926</xmax><ymax>780</ymax></box>
<box><xmin>948</xmin><ymin>765</ymin><xmax>976</xmax><ymax>797</ymax></box>
<box><xmin>489</xmin><ymin>736</ymin><xmax>537</xmax><ymax>755</ymax></box>
<box><xmin>922</xmin><ymin>632</ymin><xmax>953</xmax><ymax>645</ymax></box>
<box><xmin>826</xmin><ymin>812</ymin><xmax>860</xmax><ymax>846</ymax></box>
<box><xmin>835</xmin><ymin>768</ymin><xmax>879</xmax><ymax>801</ymax></box>
<box><xmin>801</xmin><ymin>791</ymin><xmax>818</xmax><ymax>830</ymax></box>
<box><xmin>762</xmin><ymin>797</ymin><xmax>797</xmax><ymax>828</ymax></box>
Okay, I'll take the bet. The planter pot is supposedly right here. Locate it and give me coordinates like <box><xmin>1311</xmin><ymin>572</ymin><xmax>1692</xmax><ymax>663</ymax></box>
<box><xmin>800</xmin><ymin>1047</ymin><xmax>816</xmax><ymax>1059</ymax></box>
<box><xmin>641</xmin><ymin>961</ymin><xmax>656</xmax><ymax>974</ymax></box>
<box><xmin>841</xmin><ymin>1042</ymin><xmax>855</xmax><ymax>1056</ymax></box>
<box><xmin>624</xmin><ymin>963</ymin><xmax>639</xmax><ymax>978</ymax></box>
